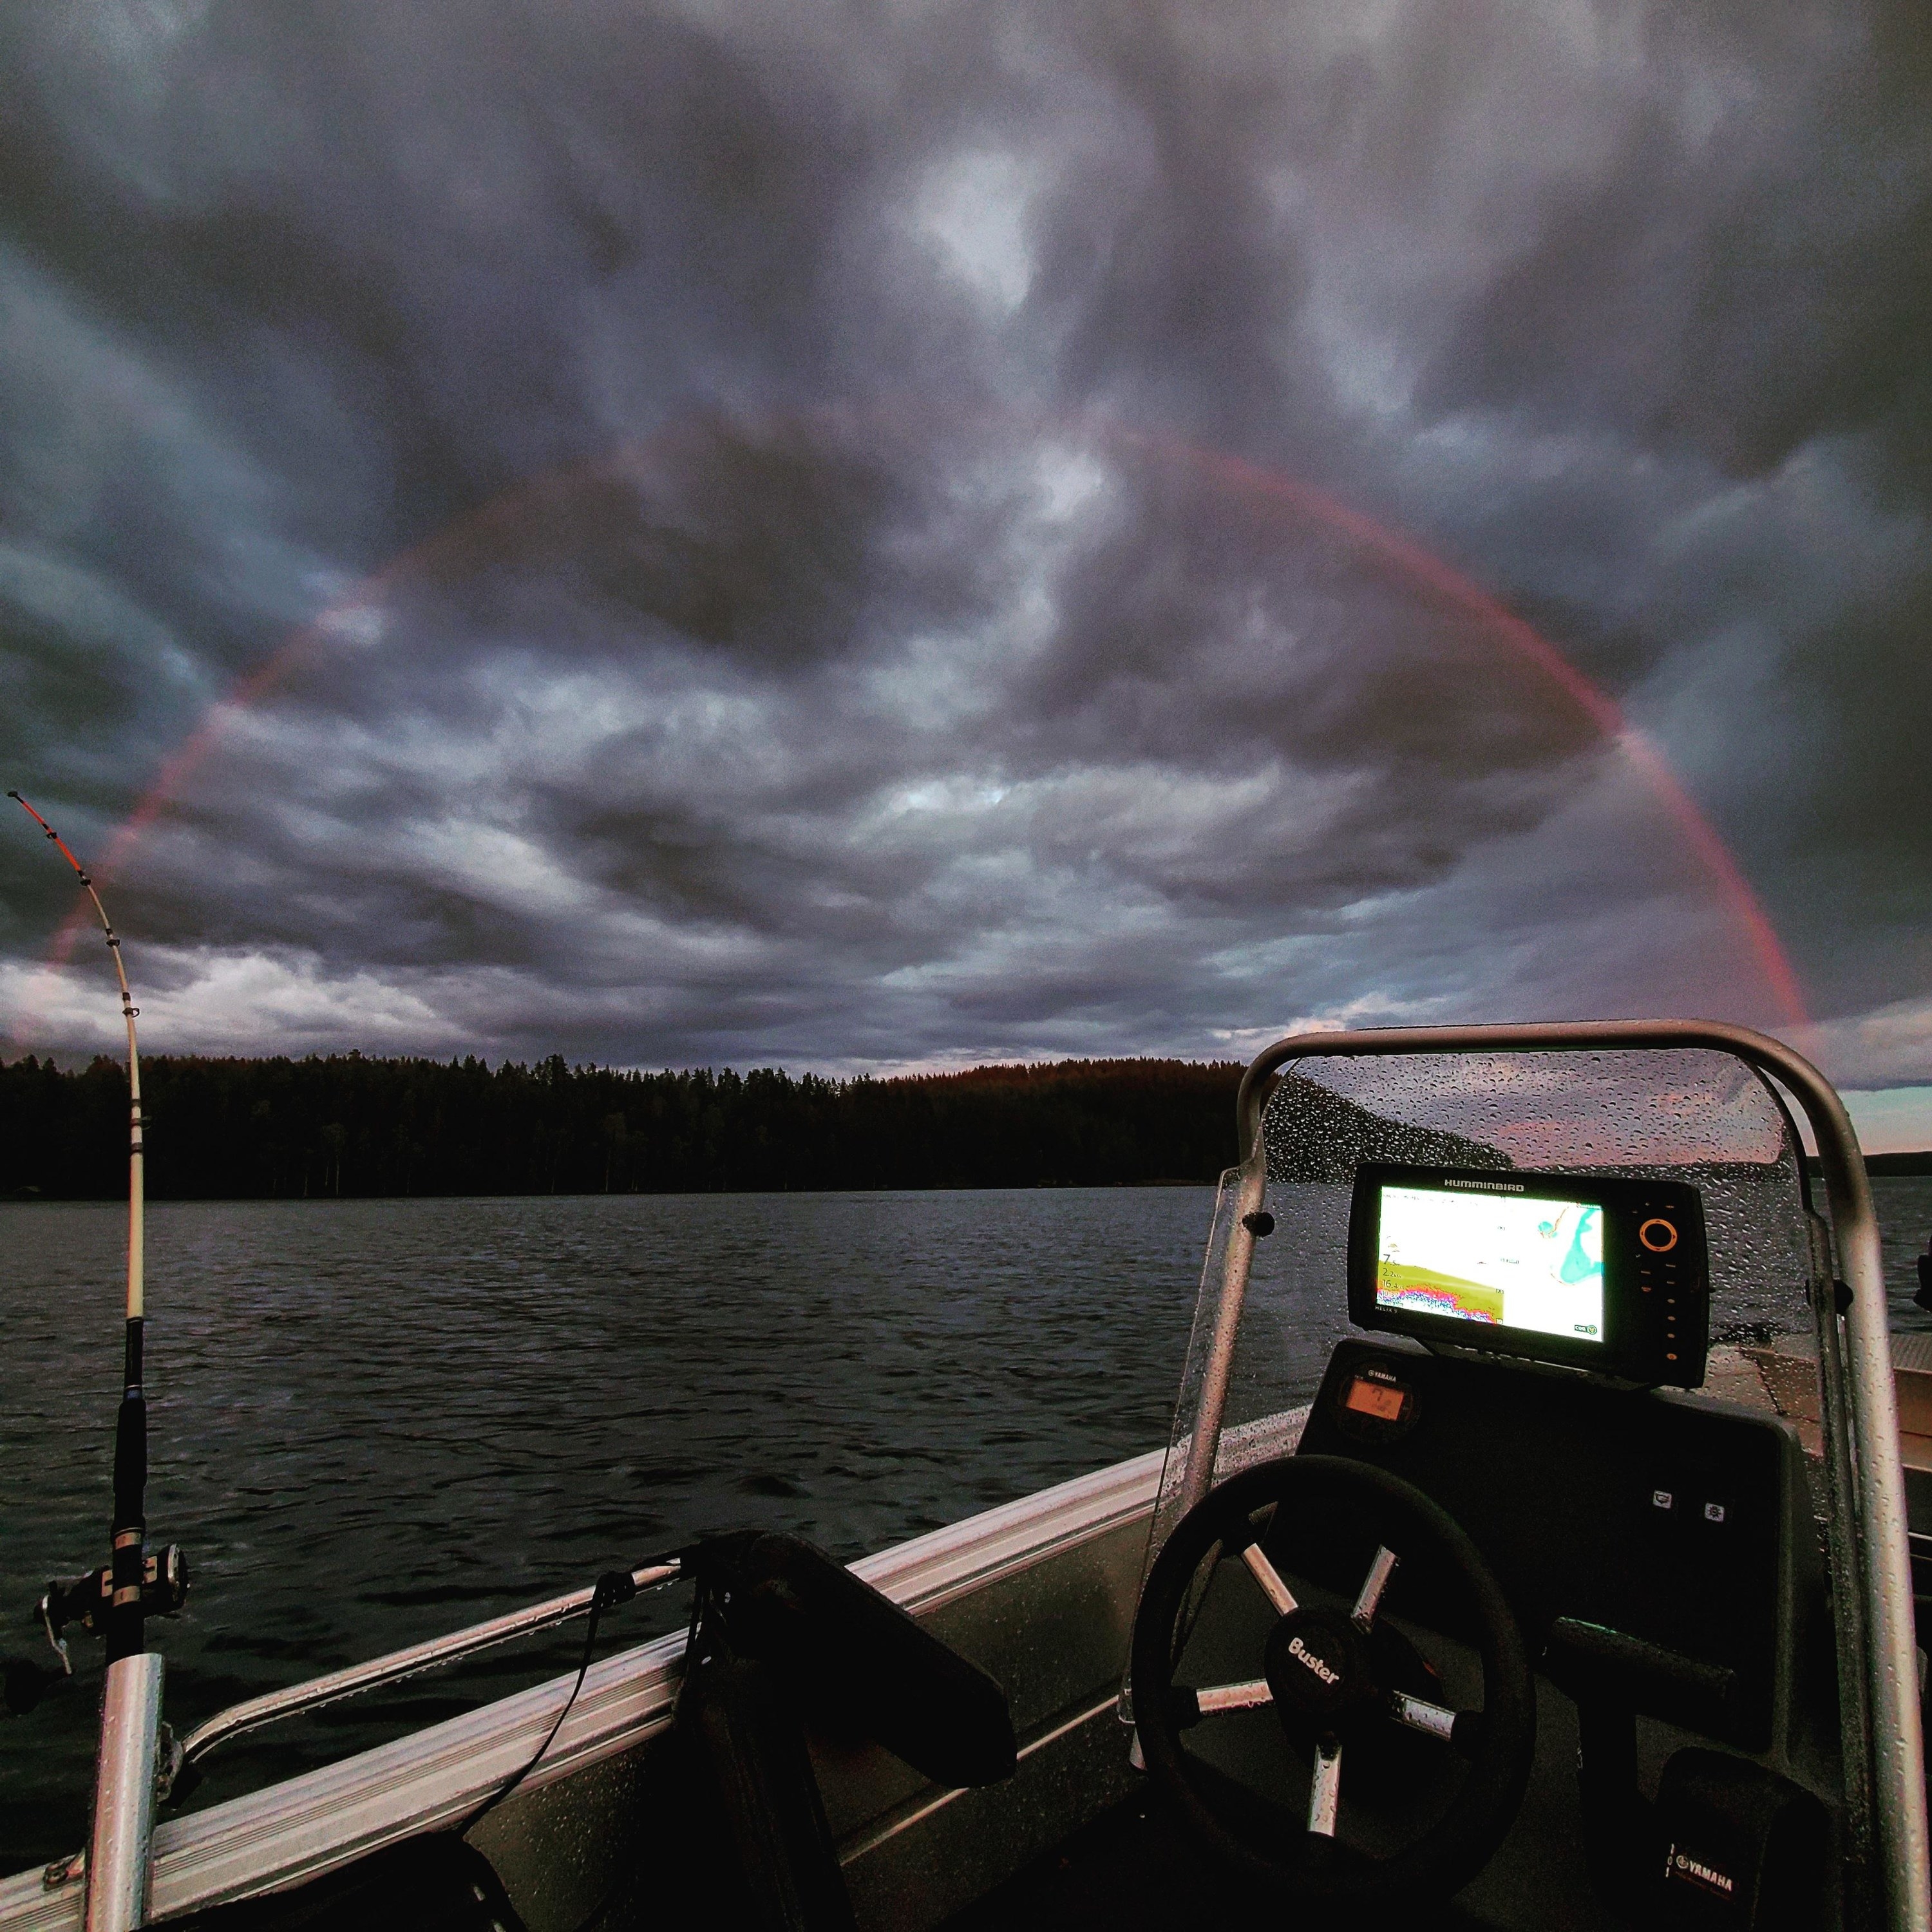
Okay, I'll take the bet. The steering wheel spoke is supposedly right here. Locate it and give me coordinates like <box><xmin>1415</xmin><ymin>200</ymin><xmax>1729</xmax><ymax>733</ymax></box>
<box><xmin>1170</xmin><ymin>1677</ymin><xmax>1276</xmax><ymax>1727</ymax></box>
<box><xmin>1388</xmin><ymin>1691</ymin><xmax>1484</xmax><ymax>1756</ymax></box>
<box><xmin>1350</xmin><ymin>1544</ymin><xmax>1399</xmax><ymax>1631</ymax></box>
<box><xmin>1240</xmin><ymin>1540</ymin><xmax>1299</xmax><ymax>1616</ymax></box>
<box><xmin>1197</xmin><ymin>1676</ymin><xmax>1276</xmax><ymax>1717</ymax></box>
<box><xmin>1307</xmin><ymin>1736</ymin><xmax>1343</xmax><ymax>1836</ymax></box>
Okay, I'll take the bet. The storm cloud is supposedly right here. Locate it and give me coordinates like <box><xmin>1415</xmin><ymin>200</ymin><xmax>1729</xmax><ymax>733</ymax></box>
<box><xmin>1</xmin><ymin>0</ymin><xmax>1927</xmax><ymax>1116</ymax></box>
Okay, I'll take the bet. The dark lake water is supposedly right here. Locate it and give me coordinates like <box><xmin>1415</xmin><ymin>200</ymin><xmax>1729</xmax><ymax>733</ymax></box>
<box><xmin>4</xmin><ymin>1178</ymin><xmax>1929</xmax><ymax>1870</ymax></box>
<box><xmin>0</xmin><ymin>1188</ymin><xmax>1213</xmax><ymax>1864</ymax></box>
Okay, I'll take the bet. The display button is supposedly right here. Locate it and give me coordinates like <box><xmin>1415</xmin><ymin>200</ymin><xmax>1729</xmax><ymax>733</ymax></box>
<box><xmin>1639</xmin><ymin>1218</ymin><xmax>1680</xmax><ymax>1253</ymax></box>
<box><xmin>1703</xmin><ymin>1502</ymin><xmax>1727</xmax><ymax>1524</ymax></box>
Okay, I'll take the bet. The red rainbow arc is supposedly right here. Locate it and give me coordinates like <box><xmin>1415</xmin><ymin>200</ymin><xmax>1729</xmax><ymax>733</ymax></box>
<box><xmin>19</xmin><ymin>418</ymin><xmax>1808</xmax><ymax>1039</ymax></box>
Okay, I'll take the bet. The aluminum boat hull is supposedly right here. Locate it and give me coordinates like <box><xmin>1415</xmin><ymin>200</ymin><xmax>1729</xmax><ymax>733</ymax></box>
<box><xmin>3</xmin><ymin>1435</ymin><xmax>1222</xmax><ymax>1932</ymax></box>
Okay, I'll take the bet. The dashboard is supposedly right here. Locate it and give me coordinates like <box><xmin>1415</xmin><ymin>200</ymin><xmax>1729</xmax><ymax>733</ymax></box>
<box><xmin>1282</xmin><ymin>1336</ymin><xmax>1815</xmax><ymax>1750</ymax></box>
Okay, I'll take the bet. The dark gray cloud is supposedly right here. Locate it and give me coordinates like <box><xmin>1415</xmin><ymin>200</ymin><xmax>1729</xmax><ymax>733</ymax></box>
<box><xmin>1</xmin><ymin>0</ymin><xmax>1927</xmax><ymax>1119</ymax></box>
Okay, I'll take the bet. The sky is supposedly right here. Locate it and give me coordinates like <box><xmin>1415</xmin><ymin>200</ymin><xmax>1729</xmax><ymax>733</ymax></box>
<box><xmin>1</xmin><ymin>0</ymin><xmax>1929</xmax><ymax>1144</ymax></box>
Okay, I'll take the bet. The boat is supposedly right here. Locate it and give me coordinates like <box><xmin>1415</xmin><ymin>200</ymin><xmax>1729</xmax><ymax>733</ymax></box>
<box><xmin>2</xmin><ymin>1019</ymin><xmax>1926</xmax><ymax>1931</ymax></box>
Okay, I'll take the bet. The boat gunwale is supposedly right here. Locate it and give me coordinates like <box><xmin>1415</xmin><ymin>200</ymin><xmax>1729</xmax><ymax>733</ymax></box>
<box><xmin>1</xmin><ymin>1448</ymin><xmax>1168</xmax><ymax>1929</ymax></box>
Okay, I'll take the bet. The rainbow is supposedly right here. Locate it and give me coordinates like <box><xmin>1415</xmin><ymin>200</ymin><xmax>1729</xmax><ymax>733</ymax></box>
<box><xmin>18</xmin><ymin>413</ymin><xmax>1808</xmax><ymax>1040</ymax></box>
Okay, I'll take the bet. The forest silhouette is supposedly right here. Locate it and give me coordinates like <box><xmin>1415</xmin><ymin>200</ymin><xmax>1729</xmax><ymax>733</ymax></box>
<box><xmin>0</xmin><ymin>1054</ymin><xmax>1245</xmax><ymax>1199</ymax></box>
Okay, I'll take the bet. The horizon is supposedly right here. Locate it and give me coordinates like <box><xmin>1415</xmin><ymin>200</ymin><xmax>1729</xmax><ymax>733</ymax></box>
<box><xmin>6</xmin><ymin>1042</ymin><xmax>1929</xmax><ymax>1157</ymax></box>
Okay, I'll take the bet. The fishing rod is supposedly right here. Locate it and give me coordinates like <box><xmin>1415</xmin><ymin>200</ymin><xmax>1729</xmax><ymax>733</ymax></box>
<box><xmin>9</xmin><ymin>791</ymin><xmax>180</xmax><ymax>1932</ymax></box>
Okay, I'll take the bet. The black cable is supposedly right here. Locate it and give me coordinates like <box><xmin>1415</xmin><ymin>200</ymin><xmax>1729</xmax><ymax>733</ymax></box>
<box><xmin>554</xmin><ymin>1572</ymin><xmax>723</xmax><ymax>1932</ymax></box>
<box><xmin>462</xmin><ymin>1569</ymin><xmax>639</xmax><ymax>1835</ymax></box>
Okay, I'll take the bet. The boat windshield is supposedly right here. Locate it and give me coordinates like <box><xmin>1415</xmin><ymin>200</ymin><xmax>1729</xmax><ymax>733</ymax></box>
<box><xmin>1148</xmin><ymin>1046</ymin><xmax>1814</xmax><ymax>1571</ymax></box>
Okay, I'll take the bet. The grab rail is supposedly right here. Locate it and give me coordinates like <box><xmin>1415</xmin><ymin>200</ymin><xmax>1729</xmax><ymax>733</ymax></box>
<box><xmin>167</xmin><ymin>1559</ymin><xmax>681</xmax><ymax>1788</ymax></box>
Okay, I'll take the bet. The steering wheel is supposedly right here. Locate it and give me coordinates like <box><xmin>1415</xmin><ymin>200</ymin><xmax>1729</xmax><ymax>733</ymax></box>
<box><xmin>1130</xmin><ymin>1454</ymin><xmax>1535</xmax><ymax>1906</ymax></box>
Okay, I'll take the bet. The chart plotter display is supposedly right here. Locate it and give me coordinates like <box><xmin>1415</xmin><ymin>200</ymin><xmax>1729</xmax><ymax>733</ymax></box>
<box><xmin>1374</xmin><ymin>1184</ymin><xmax>1604</xmax><ymax>1343</ymax></box>
<box><xmin>1346</xmin><ymin>1164</ymin><xmax>1709</xmax><ymax>1385</ymax></box>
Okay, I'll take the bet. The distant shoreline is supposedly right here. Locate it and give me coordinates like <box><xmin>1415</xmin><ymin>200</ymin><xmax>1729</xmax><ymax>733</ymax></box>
<box><xmin>8</xmin><ymin>1171</ymin><xmax>1930</xmax><ymax>1205</ymax></box>
<box><xmin>8</xmin><ymin>1049</ymin><xmax>1928</xmax><ymax>1200</ymax></box>
<box><xmin>1812</xmin><ymin>1152</ymin><xmax>1932</xmax><ymax>1178</ymax></box>
<box><xmin>0</xmin><ymin>1052</ymin><xmax>1245</xmax><ymax>1201</ymax></box>
<box><xmin>0</xmin><ymin>1177</ymin><xmax>1225</xmax><ymax>1204</ymax></box>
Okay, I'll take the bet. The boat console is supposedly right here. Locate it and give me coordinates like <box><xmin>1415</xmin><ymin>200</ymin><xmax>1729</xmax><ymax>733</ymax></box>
<box><xmin>1130</xmin><ymin>1227</ymin><xmax>1828</xmax><ymax>1922</ymax></box>
<box><xmin>1317</xmin><ymin>1165</ymin><xmax>1797</xmax><ymax>1760</ymax></box>
<box><xmin>1297</xmin><ymin>1336</ymin><xmax>1810</xmax><ymax>1756</ymax></box>
<box><xmin>1121</xmin><ymin>1023</ymin><xmax>1926</xmax><ymax>1932</ymax></box>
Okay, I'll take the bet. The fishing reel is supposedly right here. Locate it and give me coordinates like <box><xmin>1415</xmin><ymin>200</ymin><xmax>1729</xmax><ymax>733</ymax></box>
<box><xmin>44</xmin><ymin>1542</ymin><xmax>190</xmax><ymax>1645</ymax></box>
<box><xmin>2</xmin><ymin>1545</ymin><xmax>189</xmax><ymax>1716</ymax></box>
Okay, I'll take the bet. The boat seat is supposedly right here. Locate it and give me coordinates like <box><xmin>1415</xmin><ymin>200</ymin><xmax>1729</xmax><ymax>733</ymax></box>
<box><xmin>165</xmin><ymin>1535</ymin><xmax>1015</xmax><ymax>1932</ymax></box>
<box><xmin>669</xmin><ymin>1531</ymin><xmax>1018</xmax><ymax>1931</ymax></box>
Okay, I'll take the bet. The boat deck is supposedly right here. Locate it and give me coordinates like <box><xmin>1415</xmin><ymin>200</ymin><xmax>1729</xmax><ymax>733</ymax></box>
<box><xmin>943</xmin><ymin>1792</ymin><xmax>1527</xmax><ymax>1932</ymax></box>
<box><xmin>941</xmin><ymin>1792</ymin><xmax>1278</xmax><ymax>1930</ymax></box>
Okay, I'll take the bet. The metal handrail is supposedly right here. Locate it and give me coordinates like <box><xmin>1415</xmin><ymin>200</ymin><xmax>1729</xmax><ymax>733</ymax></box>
<box><xmin>1193</xmin><ymin>1019</ymin><xmax>1927</xmax><ymax>1932</ymax></box>
<box><xmin>169</xmin><ymin>1560</ymin><xmax>681</xmax><ymax>1783</ymax></box>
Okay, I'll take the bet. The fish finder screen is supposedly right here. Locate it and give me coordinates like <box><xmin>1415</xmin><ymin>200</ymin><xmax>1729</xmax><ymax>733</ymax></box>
<box><xmin>1375</xmin><ymin>1184</ymin><xmax>1605</xmax><ymax>1344</ymax></box>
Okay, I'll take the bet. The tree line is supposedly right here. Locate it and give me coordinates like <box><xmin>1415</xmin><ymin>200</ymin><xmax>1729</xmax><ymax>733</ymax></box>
<box><xmin>0</xmin><ymin>1052</ymin><xmax>1245</xmax><ymax>1199</ymax></box>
